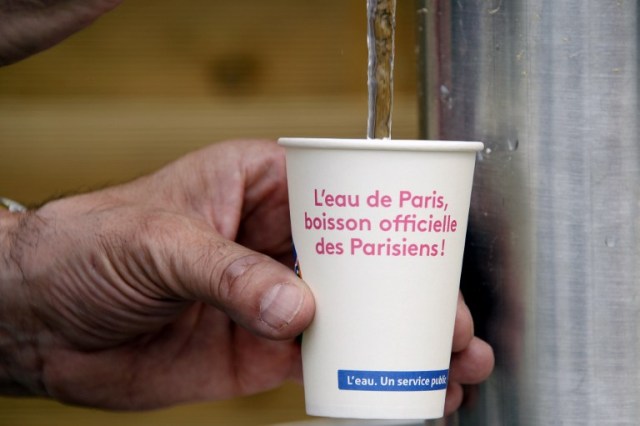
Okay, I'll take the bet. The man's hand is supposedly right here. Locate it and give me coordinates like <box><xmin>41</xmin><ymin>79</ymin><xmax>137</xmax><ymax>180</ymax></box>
<box><xmin>0</xmin><ymin>140</ymin><xmax>493</xmax><ymax>414</ymax></box>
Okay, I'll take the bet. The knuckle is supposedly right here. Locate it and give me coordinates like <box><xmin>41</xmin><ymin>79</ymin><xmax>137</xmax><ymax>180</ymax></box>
<box><xmin>214</xmin><ymin>252</ymin><xmax>265</xmax><ymax>304</ymax></box>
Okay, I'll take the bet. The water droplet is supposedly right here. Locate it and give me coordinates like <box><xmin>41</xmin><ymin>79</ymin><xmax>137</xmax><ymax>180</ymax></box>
<box><xmin>440</xmin><ymin>85</ymin><xmax>453</xmax><ymax>109</ymax></box>
<box><xmin>507</xmin><ymin>139</ymin><xmax>520</xmax><ymax>151</ymax></box>
<box><xmin>484</xmin><ymin>147</ymin><xmax>493</xmax><ymax>155</ymax></box>
<box><xmin>605</xmin><ymin>236</ymin><xmax>616</xmax><ymax>248</ymax></box>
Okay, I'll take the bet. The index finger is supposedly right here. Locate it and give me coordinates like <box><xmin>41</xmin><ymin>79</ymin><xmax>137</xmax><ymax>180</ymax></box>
<box><xmin>452</xmin><ymin>292</ymin><xmax>475</xmax><ymax>353</ymax></box>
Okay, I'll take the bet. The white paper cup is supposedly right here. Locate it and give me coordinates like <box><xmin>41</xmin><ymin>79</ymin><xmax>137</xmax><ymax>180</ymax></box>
<box><xmin>279</xmin><ymin>138</ymin><xmax>483</xmax><ymax>420</ymax></box>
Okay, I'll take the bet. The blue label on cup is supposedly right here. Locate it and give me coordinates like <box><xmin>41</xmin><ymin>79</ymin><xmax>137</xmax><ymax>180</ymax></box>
<box><xmin>337</xmin><ymin>369</ymin><xmax>448</xmax><ymax>391</ymax></box>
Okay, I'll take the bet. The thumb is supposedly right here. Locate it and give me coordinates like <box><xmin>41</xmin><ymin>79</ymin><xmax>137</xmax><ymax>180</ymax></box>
<box><xmin>162</xmin><ymin>222</ymin><xmax>315</xmax><ymax>340</ymax></box>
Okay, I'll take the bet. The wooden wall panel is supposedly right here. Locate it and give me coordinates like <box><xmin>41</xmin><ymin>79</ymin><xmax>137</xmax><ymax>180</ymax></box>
<box><xmin>0</xmin><ymin>0</ymin><xmax>418</xmax><ymax>98</ymax></box>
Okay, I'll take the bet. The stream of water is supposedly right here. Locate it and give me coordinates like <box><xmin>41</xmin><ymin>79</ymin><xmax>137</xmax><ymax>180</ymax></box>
<box><xmin>366</xmin><ymin>0</ymin><xmax>396</xmax><ymax>139</ymax></box>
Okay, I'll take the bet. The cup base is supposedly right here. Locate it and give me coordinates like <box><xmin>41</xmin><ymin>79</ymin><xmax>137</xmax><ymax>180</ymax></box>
<box><xmin>306</xmin><ymin>403</ymin><xmax>444</xmax><ymax>420</ymax></box>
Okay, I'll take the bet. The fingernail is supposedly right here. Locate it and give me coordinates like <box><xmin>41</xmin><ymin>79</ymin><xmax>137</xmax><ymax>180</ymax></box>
<box><xmin>259</xmin><ymin>283</ymin><xmax>305</xmax><ymax>330</ymax></box>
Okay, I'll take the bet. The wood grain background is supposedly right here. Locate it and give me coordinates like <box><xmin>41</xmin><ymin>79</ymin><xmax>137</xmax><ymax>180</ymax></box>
<box><xmin>0</xmin><ymin>1</ymin><xmax>420</xmax><ymax>424</ymax></box>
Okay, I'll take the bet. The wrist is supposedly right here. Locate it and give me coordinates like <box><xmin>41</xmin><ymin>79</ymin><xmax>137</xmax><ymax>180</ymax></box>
<box><xmin>0</xmin><ymin>210</ymin><xmax>46</xmax><ymax>396</ymax></box>
<box><xmin>0</xmin><ymin>209</ymin><xmax>24</xmax><ymax>305</ymax></box>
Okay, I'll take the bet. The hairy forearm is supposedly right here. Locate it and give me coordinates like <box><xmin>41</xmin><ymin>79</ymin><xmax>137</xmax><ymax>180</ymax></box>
<box><xmin>0</xmin><ymin>0</ymin><xmax>123</xmax><ymax>66</ymax></box>
<box><xmin>0</xmin><ymin>210</ymin><xmax>45</xmax><ymax>397</ymax></box>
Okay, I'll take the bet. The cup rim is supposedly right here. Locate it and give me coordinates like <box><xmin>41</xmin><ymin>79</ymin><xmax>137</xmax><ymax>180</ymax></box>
<box><xmin>278</xmin><ymin>138</ymin><xmax>484</xmax><ymax>152</ymax></box>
